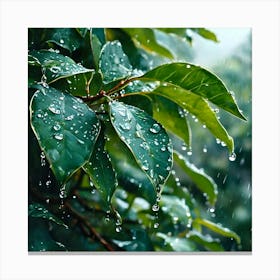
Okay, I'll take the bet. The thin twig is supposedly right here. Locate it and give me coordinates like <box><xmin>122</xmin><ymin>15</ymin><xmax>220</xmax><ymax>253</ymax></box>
<box><xmin>65</xmin><ymin>201</ymin><xmax>115</xmax><ymax>251</ymax></box>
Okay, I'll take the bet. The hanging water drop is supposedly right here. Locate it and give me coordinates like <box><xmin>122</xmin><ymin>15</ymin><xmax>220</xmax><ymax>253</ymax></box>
<box><xmin>152</xmin><ymin>203</ymin><xmax>159</xmax><ymax>212</ymax></box>
<box><xmin>229</xmin><ymin>152</ymin><xmax>236</xmax><ymax>161</ymax></box>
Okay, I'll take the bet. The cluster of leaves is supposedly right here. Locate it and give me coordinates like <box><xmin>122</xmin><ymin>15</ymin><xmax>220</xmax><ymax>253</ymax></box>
<box><xmin>28</xmin><ymin>28</ymin><xmax>245</xmax><ymax>251</ymax></box>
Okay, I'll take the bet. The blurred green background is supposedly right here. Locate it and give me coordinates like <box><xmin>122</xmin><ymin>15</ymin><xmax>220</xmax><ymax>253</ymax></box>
<box><xmin>173</xmin><ymin>28</ymin><xmax>252</xmax><ymax>250</ymax></box>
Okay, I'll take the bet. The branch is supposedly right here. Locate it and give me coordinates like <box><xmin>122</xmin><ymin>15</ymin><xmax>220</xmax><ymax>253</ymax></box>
<box><xmin>65</xmin><ymin>201</ymin><xmax>115</xmax><ymax>251</ymax></box>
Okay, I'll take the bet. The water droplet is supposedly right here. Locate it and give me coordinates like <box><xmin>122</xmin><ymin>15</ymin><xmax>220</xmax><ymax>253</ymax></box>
<box><xmin>115</xmin><ymin>226</ymin><xmax>122</xmax><ymax>233</ymax></box>
<box><xmin>59</xmin><ymin>39</ymin><xmax>64</xmax><ymax>44</ymax></box>
<box><xmin>160</xmin><ymin>146</ymin><xmax>166</xmax><ymax>152</ymax></box>
<box><xmin>149</xmin><ymin>123</ymin><xmax>161</xmax><ymax>134</ymax></box>
<box><xmin>37</xmin><ymin>113</ymin><xmax>43</xmax><ymax>118</ymax></box>
<box><xmin>152</xmin><ymin>203</ymin><xmax>159</xmax><ymax>212</ymax></box>
<box><xmin>153</xmin><ymin>222</ymin><xmax>159</xmax><ymax>229</ymax></box>
<box><xmin>77</xmin><ymin>139</ymin><xmax>85</xmax><ymax>145</ymax></box>
<box><xmin>65</xmin><ymin>115</ymin><xmax>74</xmax><ymax>121</ymax></box>
<box><xmin>229</xmin><ymin>152</ymin><xmax>236</xmax><ymax>161</ymax></box>
<box><xmin>50</xmin><ymin>66</ymin><xmax>61</xmax><ymax>73</ymax></box>
<box><xmin>53</xmin><ymin>124</ymin><xmax>61</xmax><ymax>131</ymax></box>
<box><xmin>203</xmin><ymin>146</ymin><xmax>208</xmax><ymax>153</ymax></box>
<box><xmin>142</xmin><ymin>164</ymin><xmax>149</xmax><ymax>171</ymax></box>
<box><xmin>119</xmin><ymin>122</ymin><xmax>131</xmax><ymax>131</ymax></box>
<box><xmin>54</xmin><ymin>133</ymin><xmax>63</xmax><ymax>140</ymax></box>
<box><xmin>48</xmin><ymin>105</ymin><xmax>61</xmax><ymax>115</ymax></box>
<box><xmin>40</xmin><ymin>152</ymin><xmax>46</xmax><ymax>166</ymax></box>
<box><xmin>186</xmin><ymin>64</ymin><xmax>191</xmax><ymax>68</ymax></box>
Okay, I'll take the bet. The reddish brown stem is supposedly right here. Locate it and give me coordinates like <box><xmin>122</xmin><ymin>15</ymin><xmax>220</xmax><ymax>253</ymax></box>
<box><xmin>64</xmin><ymin>201</ymin><xmax>115</xmax><ymax>251</ymax></box>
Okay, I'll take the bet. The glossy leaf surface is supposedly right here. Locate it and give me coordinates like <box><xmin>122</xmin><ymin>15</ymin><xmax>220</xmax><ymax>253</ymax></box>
<box><xmin>151</xmin><ymin>95</ymin><xmax>191</xmax><ymax>147</ymax></box>
<box><xmin>141</xmin><ymin>62</ymin><xmax>245</xmax><ymax>120</ymax></box>
<box><xmin>122</xmin><ymin>28</ymin><xmax>174</xmax><ymax>59</ymax></box>
<box><xmin>46</xmin><ymin>28</ymin><xmax>81</xmax><ymax>52</ymax></box>
<box><xmin>174</xmin><ymin>152</ymin><xmax>218</xmax><ymax>206</ymax></box>
<box><xmin>190</xmin><ymin>28</ymin><xmax>219</xmax><ymax>42</ymax></box>
<box><xmin>30</xmin><ymin>86</ymin><xmax>100</xmax><ymax>183</ymax></box>
<box><xmin>29</xmin><ymin>50</ymin><xmax>94</xmax><ymax>83</ymax></box>
<box><xmin>187</xmin><ymin>231</ymin><xmax>224</xmax><ymax>251</ymax></box>
<box><xmin>28</xmin><ymin>203</ymin><xmax>68</xmax><ymax>228</ymax></box>
<box><xmin>148</xmin><ymin>85</ymin><xmax>234</xmax><ymax>153</ymax></box>
<box><xmin>195</xmin><ymin>218</ymin><xmax>241</xmax><ymax>244</ymax></box>
<box><xmin>105</xmin><ymin>121</ymin><xmax>157</xmax><ymax>204</ymax></box>
<box><xmin>156</xmin><ymin>233</ymin><xmax>195</xmax><ymax>251</ymax></box>
<box><xmin>99</xmin><ymin>40</ymin><xmax>133</xmax><ymax>84</ymax></box>
<box><xmin>109</xmin><ymin>101</ymin><xmax>172</xmax><ymax>188</ymax></box>
<box><xmin>83</xmin><ymin>130</ymin><xmax>117</xmax><ymax>204</ymax></box>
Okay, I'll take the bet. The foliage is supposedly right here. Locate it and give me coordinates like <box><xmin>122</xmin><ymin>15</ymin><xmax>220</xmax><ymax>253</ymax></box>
<box><xmin>28</xmin><ymin>28</ymin><xmax>247</xmax><ymax>252</ymax></box>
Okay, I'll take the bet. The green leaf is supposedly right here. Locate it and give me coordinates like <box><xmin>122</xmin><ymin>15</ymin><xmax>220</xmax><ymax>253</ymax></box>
<box><xmin>46</xmin><ymin>28</ymin><xmax>81</xmax><ymax>52</ymax></box>
<box><xmin>29</xmin><ymin>50</ymin><xmax>94</xmax><ymax>83</ymax></box>
<box><xmin>147</xmin><ymin>85</ymin><xmax>234</xmax><ymax>153</ymax></box>
<box><xmin>194</xmin><ymin>218</ymin><xmax>241</xmax><ymax>244</ymax></box>
<box><xmin>76</xmin><ymin>28</ymin><xmax>88</xmax><ymax>38</ymax></box>
<box><xmin>90</xmin><ymin>31</ymin><xmax>102</xmax><ymax>70</ymax></box>
<box><xmin>190</xmin><ymin>28</ymin><xmax>219</xmax><ymax>42</ymax></box>
<box><xmin>109</xmin><ymin>101</ymin><xmax>172</xmax><ymax>188</ymax></box>
<box><xmin>161</xmin><ymin>195</ymin><xmax>192</xmax><ymax>225</ymax></box>
<box><xmin>83</xmin><ymin>129</ymin><xmax>117</xmax><ymax>204</ymax></box>
<box><xmin>156</xmin><ymin>28</ymin><xmax>187</xmax><ymax>38</ymax></box>
<box><xmin>28</xmin><ymin>203</ymin><xmax>68</xmax><ymax>228</ymax></box>
<box><xmin>99</xmin><ymin>40</ymin><xmax>133</xmax><ymax>84</ymax></box>
<box><xmin>187</xmin><ymin>231</ymin><xmax>224</xmax><ymax>251</ymax></box>
<box><xmin>30</xmin><ymin>86</ymin><xmax>100</xmax><ymax>184</ymax></box>
<box><xmin>173</xmin><ymin>151</ymin><xmax>218</xmax><ymax>206</ymax></box>
<box><xmin>156</xmin><ymin>233</ymin><xmax>195</xmax><ymax>251</ymax></box>
<box><xmin>29</xmin><ymin>218</ymin><xmax>67</xmax><ymax>251</ymax></box>
<box><xmin>52</xmin><ymin>71</ymin><xmax>102</xmax><ymax>97</ymax></box>
<box><xmin>141</xmin><ymin>62</ymin><xmax>246</xmax><ymax>120</ymax></box>
<box><xmin>122</xmin><ymin>28</ymin><xmax>174</xmax><ymax>59</ymax></box>
<box><xmin>151</xmin><ymin>95</ymin><xmax>191</xmax><ymax>147</ymax></box>
<box><xmin>105</xmin><ymin>121</ymin><xmax>157</xmax><ymax>205</ymax></box>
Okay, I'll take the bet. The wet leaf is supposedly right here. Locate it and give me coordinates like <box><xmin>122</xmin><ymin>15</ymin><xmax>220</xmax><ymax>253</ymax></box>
<box><xmin>76</xmin><ymin>28</ymin><xmax>89</xmax><ymax>38</ymax></box>
<box><xmin>161</xmin><ymin>195</ymin><xmax>192</xmax><ymax>225</ymax></box>
<box><xmin>187</xmin><ymin>231</ymin><xmax>224</xmax><ymax>251</ymax></box>
<box><xmin>109</xmin><ymin>101</ymin><xmax>172</xmax><ymax>188</ymax></box>
<box><xmin>46</xmin><ymin>28</ymin><xmax>81</xmax><ymax>52</ymax></box>
<box><xmin>141</xmin><ymin>62</ymin><xmax>246</xmax><ymax>120</ymax></box>
<box><xmin>99</xmin><ymin>40</ymin><xmax>133</xmax><ymax>84</ymax></box>
<box><xmin>30</xmin><ymin>86</ymin><xmax>100</xmax><ymax>184</ymax></box>
<box><xmin>28</xmin><ymin>218</ymin><xmax>67</xmax><ymax>251</ymax></box>
<box><xmin>156</xmin><ymin>233</ymin><xmax>195</xmax><ymax>251</ymax></box>
<box><xmin>29</xmin><ymin>50</ymin><xmax>94</xmax><ymax>83</ymax></box>
<box><xmin>122</xmin><ymin>28</ymin><xmax>174</xmax><ymax>59</ymax></box>
<box><xmin>194</xmin><ymin>218</ymin><xmax>241</xmax><ymax>244</ymax></box>
<box><xmin>147</xmin><ymin>85</ymin><xmax>234</xmax><ymax>153</ymax></box>
<box><xmin>83</xmin><ymin>129</ymin><xmax>117</xmax><ymax>204</ymax></box>
<box><xmin>151</xmin><ymin>95</ymin><xmax>191</xmax><ymax>147</ymax></box>
<box><xmin>28</xmin><ymin>203</ymin><xmax>68</xmax><ymax>228</ymax></box>
<box><xmin>52</xmin><ymin>71</ymin><xmax>102</xmax><ymax>97</ymax></box>
<box><xmin>105</xmin><ymin>121</ymin><xmax>157</xmax><ymax>205</ymax></box>
<box><xmin>156</xmin><ymin>28</ymin><xmax>187</xmax><ymax>38</ymax></box>
<box><xmin>190</xmin><ymin>28</ymin><xmax>219</xmax><ymax>42</ymax></box>
<box><xmin>174</xmin><ymin>151</ymin><xmax>218</xmax><ymax>206</ymax></box>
